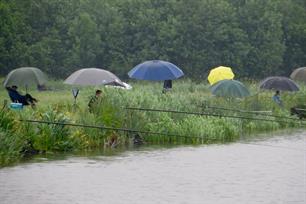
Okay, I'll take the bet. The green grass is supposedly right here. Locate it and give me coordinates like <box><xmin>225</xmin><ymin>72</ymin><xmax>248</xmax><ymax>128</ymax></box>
<box><xmin>0</xmin><ymin>79</ymin><xmax>305</xmax><ymax>166</ymax></box>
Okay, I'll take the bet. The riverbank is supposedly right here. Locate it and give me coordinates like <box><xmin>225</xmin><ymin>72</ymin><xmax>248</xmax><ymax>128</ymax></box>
<box><xmin>1</xmin><ymin>132</ymin><xmax>305</xmax><ymax>204</ymax></box>
<box><xmin>1</xmin><ymin>80</ymin><xmax>306</xmax><ymax>166</ymax></box>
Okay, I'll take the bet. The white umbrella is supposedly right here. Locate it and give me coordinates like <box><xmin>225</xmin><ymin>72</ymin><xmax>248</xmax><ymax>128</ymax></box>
<box><xmin>64</xmin><ymin>68</ymin><xmax>124</xmax><ymax>87</ymax></box>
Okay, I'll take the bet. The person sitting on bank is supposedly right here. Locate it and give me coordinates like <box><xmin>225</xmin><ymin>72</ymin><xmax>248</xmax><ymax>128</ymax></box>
<box><xmin>6</xmin><ymin>85</ymin><xmax>38</xmax><ymax>106</ymax></box>
<box><xmin>272</xmin><ymin>90</ymin><xmax>283</xmax><ymax>107</ymax></box>
<box><xmin>88</xmin><ymin>89</ymin><xmax>102</xmax><ymax>112</ymax></box>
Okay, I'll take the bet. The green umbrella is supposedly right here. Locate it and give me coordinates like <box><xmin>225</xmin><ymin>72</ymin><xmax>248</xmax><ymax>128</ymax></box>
<box><xmin>3</xmin><ymin>67</ymin><xmax>47</xmax><ymax>87</ymax></box>
<box><xmin>210</xmin><ymin>79</ymin><xmax>250</xmax><ymax>98</ymax></box>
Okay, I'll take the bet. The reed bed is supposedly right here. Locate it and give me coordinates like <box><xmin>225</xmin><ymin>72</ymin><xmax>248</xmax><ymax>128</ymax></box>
<box><xmin>0</xmin><ymin>80</ymin><xmax>305</xmax><ymax>166</ymax></box>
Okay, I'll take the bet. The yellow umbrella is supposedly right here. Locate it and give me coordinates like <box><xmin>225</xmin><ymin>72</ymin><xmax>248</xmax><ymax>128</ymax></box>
<box><xmin>208</xmin><ymin>66</ymin><xmax>235</xmax><ymax>85</ymax></box>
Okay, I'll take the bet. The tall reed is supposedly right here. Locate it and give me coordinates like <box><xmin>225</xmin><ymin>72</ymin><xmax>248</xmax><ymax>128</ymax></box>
<box><xmin>0</xmin><ymin>80</ymin><xmax>304</xmax><ymax>166</ymax></box>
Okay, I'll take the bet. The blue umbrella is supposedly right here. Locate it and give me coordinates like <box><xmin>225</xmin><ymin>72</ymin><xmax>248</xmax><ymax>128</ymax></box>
<box><xmin>128</xmin><ymin>60</ymin><xmax>184</xmax><ymax>81</ymax></box>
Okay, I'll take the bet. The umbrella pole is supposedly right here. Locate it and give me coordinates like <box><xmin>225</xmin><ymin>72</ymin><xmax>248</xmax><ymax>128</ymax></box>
<box><xmin>72</xmin><ymin>88</ymin><xmax>79</xmax><ymax>111</ymax></box>
<box><xmin>73</xmin><ymin>98</ymin><xmax>77</xmax><ymax>112</ymax></box>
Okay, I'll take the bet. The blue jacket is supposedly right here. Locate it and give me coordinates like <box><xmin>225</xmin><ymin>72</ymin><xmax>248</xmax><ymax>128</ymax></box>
<box><xmin>6</xmin><ymin>87</ymin><xmax>26</xmax><ymax>104</ymax></box>
<box><xmin>272</xmin><ymin>94</ymin><xmax>282</xmax><ymax>105</ymax></box>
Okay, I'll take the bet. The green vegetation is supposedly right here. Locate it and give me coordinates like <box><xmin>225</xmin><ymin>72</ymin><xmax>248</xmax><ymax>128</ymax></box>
<box><xmin>0</xmin><ymin>0</ymin><xmax>306</xmax><ymax>79</ymax></box>
<box><xmin>1</xmin><ymin>80</ymin><xmax>305</xmax><ymax>166</ymax></box>
<box><xmin>1</xmin><ymin>0</ymin><xmax>306</xmax><ymax>167</ymax></box>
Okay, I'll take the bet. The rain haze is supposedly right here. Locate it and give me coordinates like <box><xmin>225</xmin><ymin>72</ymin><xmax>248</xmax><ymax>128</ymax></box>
<box><xmin>1</xmin><ymin>1</ymin><xmax>306</xmax><ymax>203</ymax></box>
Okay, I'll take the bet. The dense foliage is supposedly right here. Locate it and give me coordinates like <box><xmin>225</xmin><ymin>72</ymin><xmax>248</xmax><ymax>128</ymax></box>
<box><xmin>0</xmin><ymin>80</ymin><xmax>304</xmax><ymax>166</ymax></box>
<box><xmin>1</xmin><ymin>0</ymin><xmax>306</xmax><ymax>79</ymax></box>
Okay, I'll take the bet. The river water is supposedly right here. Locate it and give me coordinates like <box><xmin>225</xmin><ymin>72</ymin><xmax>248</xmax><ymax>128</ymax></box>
<box><xmin>0</xmin><ymin>131</ymin><xmax>305</xmax><ymax>204</ymax></box>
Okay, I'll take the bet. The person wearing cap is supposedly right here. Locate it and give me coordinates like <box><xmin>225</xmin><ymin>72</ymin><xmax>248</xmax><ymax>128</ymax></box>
<box><xmin>6</xmin><ymin>85</ymin><xmax>38</xmax><ymax>106</ymax></box>
<box><xmin>88</xmin><ymin>89</ymin><xmax>102</xmax><ymax>113</ymax></box>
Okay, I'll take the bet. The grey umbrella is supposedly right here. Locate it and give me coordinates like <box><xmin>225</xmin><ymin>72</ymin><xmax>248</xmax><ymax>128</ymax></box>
<box><xmin>64</xmin><ymin>68</ymin><xmax>124</xmax><ymax>87</ymax></box>
<box><xmin>259</xmin><ymin>76</ymin><xmax>299</xmax><ymax>91</ymax></box>
<box><xmin>290</xmin><ymin>67</ymin><xmax>306</xmax><ymax>82</ymax></box>
<box><xmin>3</xmin><ymin>67</ymin><xmax>47</xmax><ymax>87</ymax></box>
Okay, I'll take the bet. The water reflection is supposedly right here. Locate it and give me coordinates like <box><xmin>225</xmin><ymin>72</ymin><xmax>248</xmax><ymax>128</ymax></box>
<box><xmin>0</xmin><ymin>131</ymin><xmax>305</xmax><ymax>204</ymax></box>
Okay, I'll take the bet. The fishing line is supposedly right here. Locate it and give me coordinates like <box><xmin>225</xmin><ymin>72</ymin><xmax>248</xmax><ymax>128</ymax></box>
<box><xmin>126</xmin><ymin>107</ymin><xmax>306</xmax><ymax>126</ymax></box>
<box><xmin>1</xmin><ymin>100</ymin><xmax>8</xmax><ymax>113</ymax></box>
<box><xmin>238</xmin><ymin>142</ymin><xmax>306</xmax><ymax>152</ymax></box>
<box><xmin>19</xmin><ymin>120</ymin><xmax>306</xmax><ymax>151</ymax></box>
<box><xmin>204</xmin><ymin>105</ymin><xmax>303</xmax><ymax>122</ymax></box>
<box><xmin>20</xmin><ymin>119</ymin><xmax>206</xmax><ymax>140</ymax></box>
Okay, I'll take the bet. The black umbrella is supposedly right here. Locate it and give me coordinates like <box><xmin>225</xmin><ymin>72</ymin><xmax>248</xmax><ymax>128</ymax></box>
<box><xmin>259</xmin><ymin>76</ymin><xmax>299</xmax><ymax>92</ymax></box>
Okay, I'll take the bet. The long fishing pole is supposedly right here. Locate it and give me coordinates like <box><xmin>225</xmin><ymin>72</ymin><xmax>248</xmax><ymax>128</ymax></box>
<box><xmin>20</xmin><ymin>119</ymin><xmax>206</xmax><ymax>140</ymax></box>
<box><xmin>1</xmin><ymin>100</ymin><xmax>8</xmax><ymax>113</ymax></box>
<box><xmin>125</xmin><ymin>107</ymin><xmax>306</xmax><ymax>126</ymax></box>
<box><xmin>238</xmin><ymin>142</ymin><xmax>306</xmax><ymax>152</ymax></box>
<box><xmin>204</xmin><ymin>105</ymin><xmax>302</xmax><ymax>122</ymax></box>
<box><xmin>20</xmin><ymin>120</ymin><xmax>305</xmax><ymax>152</ymax></box>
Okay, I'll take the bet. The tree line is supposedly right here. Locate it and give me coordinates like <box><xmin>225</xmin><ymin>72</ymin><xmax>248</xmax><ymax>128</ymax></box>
<box><xmin>0</xmin><ymin>0</ymin><xmax>306</xmax><ymax>79</ymax></box>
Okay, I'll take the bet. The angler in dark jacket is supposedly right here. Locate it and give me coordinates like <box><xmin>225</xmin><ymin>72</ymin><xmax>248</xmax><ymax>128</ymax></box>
<box><xmin>6</xmin><ymin>85</ymin><xmax>37</xmax><ymax>106</ymax></box>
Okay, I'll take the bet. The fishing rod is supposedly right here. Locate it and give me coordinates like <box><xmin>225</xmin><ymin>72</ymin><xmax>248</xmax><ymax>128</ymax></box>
<box><xmin>238</xmin><ymin>142</ymin><xmax>306</xmax><ymax>152</ymax></box>
<box><xmin>20</xmin><ymin>119</ymin><xmax>206</xmax><ymax>140</ymax></box>
<box><xmin>203</xmin><ymin>105</ymin><xmax>302</xmax><ymax>122</ymax></box>
<box><xmin>125</xmin><ymin>107</ymin><xmax>306</xmax><ymax>126</ymax></box>
<box><xmin>1</xmin><ymin>100</ymin><xmax>8</xmax><ymax>113</ymax></box>
<box><xmin>19</xmin><ymin>120</ymin><xmax>305</xmax><ymax>152</ymax></box>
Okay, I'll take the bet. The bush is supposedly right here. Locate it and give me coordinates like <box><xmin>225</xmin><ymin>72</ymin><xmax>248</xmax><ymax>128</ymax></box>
<box><xmin>33</xmin><ymin>109</ymin><xmax>73</xmax><ymax>152</ymax></box>
<box><xmin>1</xmin><ymin>80</ymin><xmax>306</xmax><ymax>167</ymax></box>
